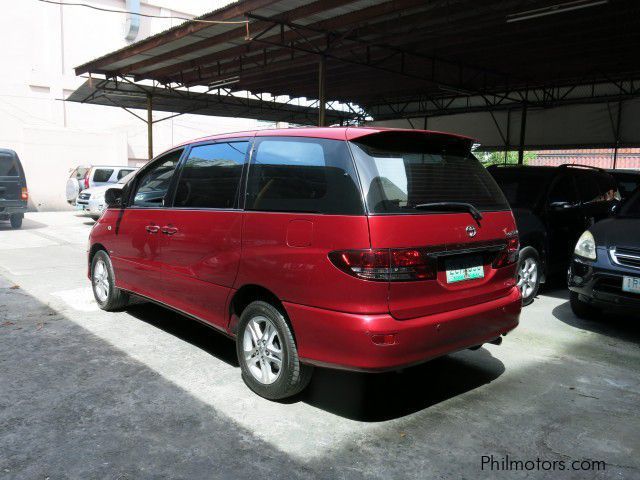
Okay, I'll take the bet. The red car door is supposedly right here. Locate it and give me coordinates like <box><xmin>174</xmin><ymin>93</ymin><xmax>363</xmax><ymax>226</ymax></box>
<box><xmin>158</xmin><ymin>140</ymin><xmax>249</xmax><ymax>330</ymax></box>
<box><xmin>108</xmin><ymin>149</ymin><xmax>183</xmax><ymax>301</ymax></box>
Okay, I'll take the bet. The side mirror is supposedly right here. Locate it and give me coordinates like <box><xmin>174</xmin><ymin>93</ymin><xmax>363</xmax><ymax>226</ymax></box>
<box><xmin>104</xmin><ymin>188</ymin><xmax>123</xmax><ymax>208</ymax></box>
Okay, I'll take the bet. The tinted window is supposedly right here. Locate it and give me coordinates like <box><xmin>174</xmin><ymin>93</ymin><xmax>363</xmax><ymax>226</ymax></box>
<box><xmin>117</xmin><ymin>169</ymin><xmax>135</xmax><ymax>180</ymax></box>
<box><xmin>594</xmin><ymin>173</ymin><xmax>620</xmax><ymax>201</ymax></box>
<box><xmin>619</xmin><ymin>189</ymin><xmax>640</xmax><ymax>218</ymax></box>
<box><xmin>575</xmin><ymin>172</ymin><xmax>603</xmax><ymax>204</ymax></box>
<box><xmin>547</xmin><ymin>174</ymin><xmax>579</xmax><ymax>206</ymax></box>
<box><xmin>93</xmin><ymin>169</ymin><xmax>114</xmax><ymax>182</ymax></box>
<box><xmin>350</xmin><ymin>132</ymin><xmax>509</xmax><ymax>214</ymax></box>
<box><xmin>132</xmin><ymin>150</ymin><xmax>182</xmax><ymax>207</ymax></box>
<box><xmin>175</xmin><ymin>141</ymin><xmax>248</xmax><ymax>209</ymax></box>
<box><xmin>490</xmin><ymin>168</ymin><xmax>553</xmax><ymax>209</ymax></box>
<box><xmin>246</xmin><ymin>137</ymin><xmax>363</xmax><ymax>214</ymax></box>
<box><xmin>0</xmin><ymin>155</ymin><xmax>20</xmax><ymax>177</ymax></box>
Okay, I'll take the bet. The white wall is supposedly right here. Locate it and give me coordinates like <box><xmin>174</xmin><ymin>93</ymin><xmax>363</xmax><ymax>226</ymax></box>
<box><xmin>0</xmin><ymin>0</ymin><xmax>255</xmax><ymax>211</ymax></box>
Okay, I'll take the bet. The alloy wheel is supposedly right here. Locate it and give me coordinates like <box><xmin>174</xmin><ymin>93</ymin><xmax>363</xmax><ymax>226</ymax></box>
<box><xmin>93</xmin><ymin>259</ymin><xmax>110</xmax><ymax>302</ymax></box>
<box><xmin>242</xmin><ymin>316</ymin><xmax>283</xmax><ymax>385</ymax></box>
<box><xmin>517</xmin><ymin>257</ymin><xmax>538</xmax><ymax>300</ymax></box>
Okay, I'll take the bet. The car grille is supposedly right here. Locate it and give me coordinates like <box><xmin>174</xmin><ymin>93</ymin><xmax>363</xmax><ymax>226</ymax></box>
<box><xmin>78</xmin><ymin>193</ymin><xmax>91</xmax><ymax>201</ymax></box>
<box><xmin>609</xmin><ymin>247</ymin><xmax>640</xmax><ymax>270</ymax></box>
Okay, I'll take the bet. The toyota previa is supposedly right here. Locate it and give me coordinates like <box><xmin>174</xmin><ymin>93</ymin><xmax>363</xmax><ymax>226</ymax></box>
<box><xmin>89</xmin><ymin>127</ymin><xmax>522</xmax><ymax>399</ymax></box>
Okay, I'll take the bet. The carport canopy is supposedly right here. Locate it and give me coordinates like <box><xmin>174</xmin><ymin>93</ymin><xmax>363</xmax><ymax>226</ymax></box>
<box><xmin>73</xmin><ymin>0</ymin><xmax>640</xmax><ymax>156</ymax></box>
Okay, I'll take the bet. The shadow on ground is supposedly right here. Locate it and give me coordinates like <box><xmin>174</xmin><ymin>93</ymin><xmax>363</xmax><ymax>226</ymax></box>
<box><xmin>0</xmin><ymin>217</ymin><xmax>48</xmax><ymax>231</ymax></box>
<box><xmin>552</xmin><ymin>300</ymin><xmax>640</xmax><ymax>344</ymax></box>
<box><xmin>125</xmin><ymin>301</ymin><xmax>504</xmax><ymax>421</ymax></box>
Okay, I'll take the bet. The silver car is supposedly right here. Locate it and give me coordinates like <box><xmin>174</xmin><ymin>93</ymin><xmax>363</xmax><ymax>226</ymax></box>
<box><xmin>75</xmin><ymin>170</ymin><xmax>137</xmax><ymax>219</ymax></box>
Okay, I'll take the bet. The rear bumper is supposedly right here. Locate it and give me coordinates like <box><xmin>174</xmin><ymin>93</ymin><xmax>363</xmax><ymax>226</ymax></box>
<box><xmin>0</xmin><ymin>203</ymin><xmax>27</xmax><ymax>216</ymax></box>
<box><xmin>285</xmin><ymin>287</ymin><xmax>521</xmax><ymax>372</ymax></box>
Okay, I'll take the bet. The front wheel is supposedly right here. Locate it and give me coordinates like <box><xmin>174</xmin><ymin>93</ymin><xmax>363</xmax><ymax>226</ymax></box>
<box><xmin>9</xmin><ymin>214</ymin><xmax>23</xmax><ymax>229</ymax></box>
<box><xmin>517</xmin><ymin>247</ymin><xmax>541</xmax><ymax>306</ymax></box>
<box><xmin>236</xmin><ymin>301</ymin><xmax>313</xmax><ymax>400</ymax></box>
<box><xmin>91</xmin><ymin>250</ymin><xmax>129</xmax><ymax>311</ymax></box>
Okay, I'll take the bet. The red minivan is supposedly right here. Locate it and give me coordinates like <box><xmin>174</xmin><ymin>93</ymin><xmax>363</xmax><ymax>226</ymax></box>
<box><xmin>89</xmin><ymin>127</ymin><xmax>521</xmax><ymax>399</ymax></box>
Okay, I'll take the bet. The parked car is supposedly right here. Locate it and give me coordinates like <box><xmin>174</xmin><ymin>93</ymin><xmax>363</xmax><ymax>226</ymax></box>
<box><xmin>75</xmin><ymin>170</ymin><xmax>137</xmax><ymax>219</ymax></box>
<box><xmin>0</xmin><ymin>149</ymin><xmax>28</xmax><ymax>229</ymax></box>
<box><xmin>66</xmin><ymin>165</ymin><xmax>137</xmax><ymax>205</ymax></box>
<box><xmin>568</xmin><ymin>187</ymin><xmax>640</xmax><ymax>317</ymax></box>
<box><xmin>488</xmin><ymin>164</ymin><xmax>620</xmax><ymax>305</ymax></box>
<box><xmin>606</xmin><ymin>168</ymin><xmax>640</xmax><ymax>201</ymax></box>
<box><xmin>88</xmin><ymin>127</ymin><xmax>522</xmax><ymax>400</ymax></box>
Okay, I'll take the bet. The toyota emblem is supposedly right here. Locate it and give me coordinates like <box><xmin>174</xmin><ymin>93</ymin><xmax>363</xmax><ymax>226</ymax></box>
<box><xmin>466</xmin><ymin>225</ymin><xmax>477</xmax><ymax>237</ymax></box>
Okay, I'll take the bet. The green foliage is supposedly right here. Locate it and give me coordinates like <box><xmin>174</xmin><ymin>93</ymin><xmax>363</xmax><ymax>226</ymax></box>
<box><xmin>477</xmin><ymin>151</ymin><xmax>538</xmax><ymax>166</ymax></box>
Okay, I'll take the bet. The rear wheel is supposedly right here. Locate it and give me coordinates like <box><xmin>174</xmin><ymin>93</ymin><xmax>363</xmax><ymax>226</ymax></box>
<box><xmin>236</xmin><ymin>301</ymin><xmax>313</xmax><ymax>400</ymax></box>
<box><xmin>570</xmin><ymin>291</ymin><xmax>599</xmax><ymax>319</ymax></box>
<box><xmin>9</xmin><ymin>214</ymin><xmax>23</xmax><ymax>229</ymax></box>
<box><xmin>91</xmin><ymin>250</ymin><xmax>129</xmax><ymax>311</ymax></box>
<box><xmin>517</xmin><ymin>247</ymin><xmax>541</xmax><ymax>306</ymax></box>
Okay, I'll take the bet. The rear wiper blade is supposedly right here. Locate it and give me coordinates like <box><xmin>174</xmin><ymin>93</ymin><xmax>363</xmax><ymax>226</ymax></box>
<box><xmin>413</xmin><ymin>202</ymin><xmax>483</xmax><ymax>221</ymax></box>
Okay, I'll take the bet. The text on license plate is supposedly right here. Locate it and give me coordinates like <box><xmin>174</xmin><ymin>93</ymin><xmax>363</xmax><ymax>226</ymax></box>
<box><xmin>445</xmin><ymin>255</ymin><xmax>485</xmax><ymax>283</ymax></box>
<box><xmin>622</xmin><ymin>276</ymin><xmax>640</xmax><ymax>294</ymax></box>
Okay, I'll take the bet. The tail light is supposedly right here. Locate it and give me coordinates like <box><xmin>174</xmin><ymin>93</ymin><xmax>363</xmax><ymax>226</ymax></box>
<box><xmin>493</xmin><ymin>233</ymin><xmax>520</xmax><ymax>268</ymax></box>
<box><xmin>83</xmin><ymin>169</ymin><xmax>90</xmax><ymax>189</ymax></box>
<box><xmin>329</xmin><ymin>248</ymin><xmax>436</xmax><ymax>282</ymax></box>
<box><xmin>20</xmin><ymin>187</ymin><xmax>28</xmax><ymax>201</ymax></box>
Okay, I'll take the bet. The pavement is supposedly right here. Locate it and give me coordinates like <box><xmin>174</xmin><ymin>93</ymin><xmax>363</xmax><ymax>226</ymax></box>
<box><xmin>0</xmin><ymin>212</ymin><xmax>638</xmax><ymax>480</ymax></box>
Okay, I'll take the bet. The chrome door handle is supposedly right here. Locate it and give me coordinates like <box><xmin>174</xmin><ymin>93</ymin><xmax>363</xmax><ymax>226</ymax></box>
<box><xmin>161</xmin><ymin>225</ymin><xmax>178</xmax><ymax>235</ymax></box>
<box><xmin>146</xmin><ymin>224</ymin><xmax>159</xmax><ymax>234</ymax></box>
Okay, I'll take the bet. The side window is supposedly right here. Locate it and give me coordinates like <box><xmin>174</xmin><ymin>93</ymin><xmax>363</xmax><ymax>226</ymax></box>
<box><xmin>246</xmin><ymin>137</ymin><xmax>363</xmax><ymax>214</ymax></box>
<box><xmin>575</xmin><ymin>172</ymin><xmax>603</xmax><ymax>204</ymax></box>
<box><xmin>117</xmin><ymin>169</ymin><xmax>134</xmax><ymax>180</ymax></box>
<box><xmin>174</xmin><ymin>141</ymin><xmax>248</xmax><ymax>209</ymax></box>
<box><xmin>547</xmin><ymin>174</ymin><xmax>579</xmax><ymax>207</ymax></box>
<box><xmin>595</xmin><ymin>173</ymin><xmax>620</xmax><ymax>201</ymax></box>
<box><xmin>131</xmin><ymin>150</ymin><xmax>182</xmax><ymax>207</ymax></box>
<box><xmin>93</xmin><ymin>169</ymin><xmax>114</xmax><ymax>183</ymax></box>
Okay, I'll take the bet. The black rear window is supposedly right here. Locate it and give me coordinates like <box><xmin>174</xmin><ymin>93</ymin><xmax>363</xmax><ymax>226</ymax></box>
<box><xmin>489</xmin><ymin>168</ymin><xmax>554</xmax><ymax>209</ymax></box>
<box><xmin>246</xmin><ymin>137</ymin><xmax>363</xmax><ymax>215</ymax></box>
<box><xmin>349</xmin><ymin>132</ymin><xmax>509</xmax><ymax>214</ymax></box>
<box><xmin>0</xmin><ymin>155</ymin><xmax>21</xmax><ymax>177</ymax></box>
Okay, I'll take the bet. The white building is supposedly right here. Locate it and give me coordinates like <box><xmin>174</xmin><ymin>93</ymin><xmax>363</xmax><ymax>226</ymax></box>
<box><xmin>0</xmin><ymin>0</ymin><xmax>259</xmax><ymax>211</ymax></box>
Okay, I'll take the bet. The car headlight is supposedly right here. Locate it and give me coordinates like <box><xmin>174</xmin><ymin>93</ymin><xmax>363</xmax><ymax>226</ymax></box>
<box><xmin>574</xmin><ymin>230</ymin><xmax>597</xmax><ymax>260</ymax></box>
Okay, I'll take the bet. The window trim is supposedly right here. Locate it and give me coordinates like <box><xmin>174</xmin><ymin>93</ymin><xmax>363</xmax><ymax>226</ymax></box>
<box><xmin>125</xmin><ymin>147</ymin><xmax>186</xmax><ymax>209</ymax></box>
<box><xmin>166</xmin><ymin>138</ymin><xmax>253</xmax><ymax>211</ymax></box>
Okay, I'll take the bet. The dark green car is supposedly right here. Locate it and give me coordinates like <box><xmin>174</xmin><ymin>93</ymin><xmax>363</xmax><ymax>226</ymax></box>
<box><xmin>0</xmin><ymin>149</ymin><xmax>28</xmax><ymax>229</ymax></box>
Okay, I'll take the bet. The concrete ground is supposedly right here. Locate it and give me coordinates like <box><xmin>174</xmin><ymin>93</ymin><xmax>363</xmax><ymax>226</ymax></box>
<box><xmin>0</xmin><ymin>212</ymin><xmax>638</xmax><ymax>480</ymax></box>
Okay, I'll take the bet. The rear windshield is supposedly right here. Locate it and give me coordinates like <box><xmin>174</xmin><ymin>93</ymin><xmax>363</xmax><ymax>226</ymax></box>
<box><xmin>489</xmin><ymin>168</ymin><xmax>554</xmax><ymax>209</ymax></box>
<box><xmin>349</xmin><ymin>132</ymin><xmax>509</xmax><ymax>214</ymax></box>
<box><xmin>0</xmin><ymin>154</ymin><xmax>21</xmax><ymax>177</ymax></box>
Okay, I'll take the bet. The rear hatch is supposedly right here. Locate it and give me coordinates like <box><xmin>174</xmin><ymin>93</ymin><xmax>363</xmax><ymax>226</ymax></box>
<box><xmin>349</xmin><ymin>131</ymin><xmax>518</xmax><ymax>319</ymax></box>
<box><xmin>0</xmin><ymin>151</ymin><xmax>25</xmax><ymax>204</ymax></box>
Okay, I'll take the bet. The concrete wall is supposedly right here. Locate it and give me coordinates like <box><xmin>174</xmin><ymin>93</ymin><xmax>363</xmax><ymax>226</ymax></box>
<box><xmin>0</xmin><ymin>0</ymin><xmax>257</xmax><ymax>211</ymax></box>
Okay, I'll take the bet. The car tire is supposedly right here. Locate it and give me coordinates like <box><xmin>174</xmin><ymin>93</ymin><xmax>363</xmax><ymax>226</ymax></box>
<box><xmin>90</xmin><ymin>250</ymin><xmax>129</xmax><ymax>311</ymax></box>
<box><xmin>9</xmin><ymin>214</ymin><xmax>23</xmax><ymax>229</ymax></box>
<box><xmin>570</xmin><ymin>291</ymin><xmax>599</xmax><ymax>319</ymax></box>
<box><xmin>236</xmin><ymin>301</ymin><xmax>313</xmax><ymax>400</ymax></box>
<box><xmin>517</xmin><ymin>246</ymin><xmax>541</xmax><ymax>306</ymax></box>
